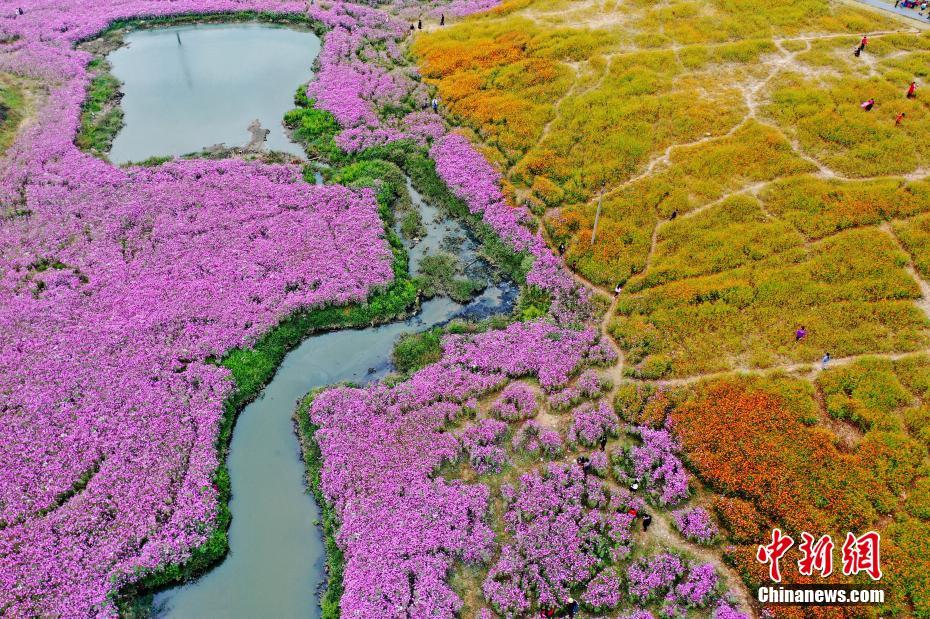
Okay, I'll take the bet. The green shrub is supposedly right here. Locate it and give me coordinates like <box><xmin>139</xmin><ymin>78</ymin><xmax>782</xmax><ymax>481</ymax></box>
<box><xmin>392</xmin><ymin>328</ymin><xmax>444</xmax><ymax>375</ymax></box>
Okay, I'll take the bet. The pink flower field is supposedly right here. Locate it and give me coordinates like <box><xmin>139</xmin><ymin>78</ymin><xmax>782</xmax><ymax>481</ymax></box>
<box><xmin>0</xmin><ymin>1</ymin><xmax>397</xmax><ymax>614</ymax></box>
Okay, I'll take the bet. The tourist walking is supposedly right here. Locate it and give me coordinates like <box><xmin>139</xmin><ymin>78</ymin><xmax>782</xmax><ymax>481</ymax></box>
<box><xmin>821</xmin><ymin>352</ymin><xmax>832</xmax><ymax>369</ymax></box>
<box><xmin>565</xmin><ymin>597</ymin><xmax>579</xmax><ymax>618</ymax></box>
<box><xmin>795</xmin><ymin>325</ymin><xmax>807</xmax><ymax>342</ymax></box>
<box><xmin>861</xmin><ymin>98</ymin><xmax>875</xmax><ymax>111</ymax></box>
<box><xmin>577</xmin><ymin>455</ymin><xmax>591</xmax><ymax>477</ymax></box>
<box><xmin>855</xmin><ymin>36</ymin><xmax>867</xmax><ymax>57</ymax></box>
<box><xmin>614</xmin><ymin>282</ymin><xmax>623</xmax><ymax>296</ymax></box>
<box><xmin>431</xmin><ymin>97</ymin><xmax>439</xmax><ymax>112</ymax></box>
<box><xmin>908</xmin><ymin>81</ymin><xmax>917</xmax><ymax>98</ymax></box>
<box><xmin>440</xmin><ymin>13</ymin><xmax>445</xmax><ymax>26</ymax></box>
<box><xmin>896</xmin><ymin>112</ymin><xmax>906</xmax><ymax>126</ymax></box>
<box><xmin>418</xmin><ymin>18</ymin><xmax>422</xmax><ymax>29</ymax></box>
<box><xmin>642</xmin><ymin>513</ymin><xmax>653</xmax><ymax>532</ymax></box>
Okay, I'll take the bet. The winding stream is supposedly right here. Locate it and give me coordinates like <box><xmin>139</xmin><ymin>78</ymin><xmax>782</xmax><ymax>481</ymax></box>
<box><xmin>104</xmin><ymin>22</ymin><xmax>515</xmax><ymax>617</ymax></box>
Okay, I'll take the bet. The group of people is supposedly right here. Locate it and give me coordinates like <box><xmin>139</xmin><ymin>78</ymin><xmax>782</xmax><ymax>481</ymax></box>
<box><xmin>410</xmin><ymin>13</ymin><xmax>445</xmax><ymax>32</ymax></box>
<box><xmin>539</xmin><ymin>598</ymin><xmax>579</xmax><ymax>618</ymax></box>
<box><xmin>794</xmin><ymin>326</ymin><xmax>833</xmax><ymax>369</ymax></box>
<box><xmin>576</xmin><ymin>448</ymin><xmax>653</xmax><ymax>529</ymax></box>
<box><xmin>856</xmin><ymin>35</ymin><xmax>920</xmax><ymax>124</ymax></box>
<box><xmin>859</xmin><ymin>80</ymin><xmax>917</xmax><ymax>124</ymax></box>
<box><xmin>894</xmin><ymin>0</ymin><xmax>930</xmax><ymax>20</ymax></box>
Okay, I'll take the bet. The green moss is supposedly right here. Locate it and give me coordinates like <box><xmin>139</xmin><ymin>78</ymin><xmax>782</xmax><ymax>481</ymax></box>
<box><xmin>416</xmin><ymin>252</ymin><xmax>485</xmax><ymax>304</ymax></box>
<box><xmin>0</xmin><ymin>80</ymin><xmax>25</xmax><ymax>154</ymax></box>
<box><xmin>285</xmin><ymin>90</ymin><xmax>345</xmax><ymax>163</ymax></box>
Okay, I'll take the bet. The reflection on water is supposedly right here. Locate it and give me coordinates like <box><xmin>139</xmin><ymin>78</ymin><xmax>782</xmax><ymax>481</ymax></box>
<box><xmin>108</xmin><ymin>23</ymin><xmax>320</xmax><ymax>163</ymax></box>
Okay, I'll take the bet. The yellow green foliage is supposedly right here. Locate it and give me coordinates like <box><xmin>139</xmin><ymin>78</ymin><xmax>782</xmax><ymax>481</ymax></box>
<box><xmin>818</xmin><ymin>356</ymin><xmax>912</xmax><ymax>432</ymax></box>
<box><xmin>611</xmin><ymin>228</ymin><xmax>927</xmax><ymax>378</ymax></box>
<box><xmin>0</xmin><ymin>77</ymin><xmax>25</xmax><ymax>155</ymax></box>
<box><xmin>884</xmin><ymin>516</ymin><xmax>930</xmax><ymax>618</ymax></box>
<box><xmin>811</xmin><ymin>357</ymin><xmax>930</xmax><ymax>616</ymax></box>
<box><xmin>630</xmin><ymin>195</ymin><xmax>806</xmax><ymax>290</ymax></box>
<box><xmin>546</xmin><ymin>121</ymin><xmax>815</xmax><ymax>286</ymax></box>
<box><xmin>894</xmin><ymin>212</ymin><xmax>930</xmax><ymax>279</ymax></box>
<box><xmin>761</xmin><ymin>176</ymin><xmax>930</xmax><ymax>239</ymax></box>
<box><xmin>764</xmin><ymin>68</ymin><xmax>930</xmax><ymax>178</ymax></box>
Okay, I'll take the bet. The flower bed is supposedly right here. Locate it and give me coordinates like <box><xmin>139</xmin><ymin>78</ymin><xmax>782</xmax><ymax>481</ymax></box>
<box><xmin>309</xmin><ymin>323</ymin><xmax>616</xmax><ymax>617</ymax></box>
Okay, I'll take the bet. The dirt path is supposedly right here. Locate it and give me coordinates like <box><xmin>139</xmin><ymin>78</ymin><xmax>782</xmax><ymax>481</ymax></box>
<box><xmin>647</xmin><ymin>510</ymin><xmax>755</xmax><ymax>613</ymax></box>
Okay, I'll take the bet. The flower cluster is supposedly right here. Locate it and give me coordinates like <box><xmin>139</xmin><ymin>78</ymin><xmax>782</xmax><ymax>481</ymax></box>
<box><xmin>628</xmin><ymin>553</ymin><xmax>732</xmax><ymax>616</ymax></box>
<box><xmin>0</xmin><ymin>28</ymin><xmax>394</xmax><ymax>611</ymax></box>
<box><xmin>617</xmin><ymin>425</ymin><xmax>690</xmax><ymax>506</ymax></box>
<box><xmin>511</xmin><ymin>420</ymin><xmax>563</xmax><ymax>458</ymax></box>
<box><xmin>547</xmin><ymin>385</ymin><xmax>582</xmax><ymax>411</ymax></box>
<box><xmin>627</xmin><ymin>552</ymin><xmax>686</xmax><ymax>602</ymax></box>
<box><xmin>714</xmin><ymin>600</ymin><xmax>750</xmax><ymax>619</ymax></box>
<box><xmin>577</xmin><ymin>368</ymin><xmax>609</xmax><ymax>398</ymax></box>
<box><xmin>441</xmin><ymin>321</ymin><xmax>606</xmax><ymax>390</ymax></box>
<box><xmin>567</xmin><ymin>399</ymin><xmax>619</xmax><ymax>447</ymax></box>
<box><xmin>581</xmin><ymin>568</ymin><xmax>622</xmax><ymax>613</ymax></box>
<box><xmin>483</xmin><ymin>463</ymin><xmax>636</xmax><ymax>616</ymax></box>
<box><xmin>430</xmin><ymin>133</ymin><xmax>595</xmax><ymax>323</ymax></box>
<box><xmin>458</xmin><ymin>418</ymin><xmax>509</xmax><ymax>474</ymax></box>
<box><xmin>672</xmin><ymin>507</ymin><xmax>719</xmax><ymax>545</ymax></box>
<box><xmin>489</xmin><ymin>382</ymin><xmax>538</xmax><ymax>421</ymax></box>
<box><xmin>671</xmin><ymin>563</ymin><xmax>720</xmax><ymax>608</ymax></box>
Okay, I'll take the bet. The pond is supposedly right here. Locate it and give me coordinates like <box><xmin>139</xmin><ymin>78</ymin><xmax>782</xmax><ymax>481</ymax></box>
<box><xmin>106</xmin><ymin>22</ymin><xmax>516</xmax><ymax>618</ymax></box>
<box><xmin>108</xmin><ymin>23</ymin><xmax>320</xmax><ymax>163</ymax></box>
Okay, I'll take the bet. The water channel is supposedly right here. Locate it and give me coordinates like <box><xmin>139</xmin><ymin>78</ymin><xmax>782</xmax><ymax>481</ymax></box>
<box><xmin>105</xmin><ymin>22</ymin><xmax>515</xmax><ymax>618</ymax></box>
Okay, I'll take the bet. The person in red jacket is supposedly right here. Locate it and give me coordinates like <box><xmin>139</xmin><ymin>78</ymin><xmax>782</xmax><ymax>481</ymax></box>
<box><xmin>908</xmin><ymin>81</ymin><xmax>918</xmax><ymax>98</ymax></box>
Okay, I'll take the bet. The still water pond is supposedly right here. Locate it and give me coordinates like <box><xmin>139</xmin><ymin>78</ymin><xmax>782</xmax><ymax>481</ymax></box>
<box><xmin>108</xmin><ymin>23</ymin><xmax>516</xmax><ymax>618</ymax></box>
<box><xmin>108</xmin><ymin>23</ymin><xmax>319</xmax><ymax>163</ymax></box>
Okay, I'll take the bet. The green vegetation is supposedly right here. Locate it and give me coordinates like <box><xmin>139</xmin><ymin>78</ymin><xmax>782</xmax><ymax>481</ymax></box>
<box><xmin>392</xmin><ymin>327</ymin><xmax>444</xmax><ymax>375</ymax></box>
<box><xmin>894</xmin><ymin>212</ymin><xmax>930</xmax><ymax>279</ymax></box>
<box><xmin>416</xmin><ymin>252</ymin><xmax>485</xmax><ymax>304</ymax></box>
<box><xmin>0</xmin><ymin>78</ymin><xmax>25</xmax><ymax>155</ymax></box>
<box><xmin>612</xmin><ymin>227</ymin><xmax>927</xmax><ymax>378</ymax></box>
<box><xmin>76</xmin><ymin>58</ymin><xmax>124</xmax><ymax>156</ymax></box>
<box><xmin>285</xmin><ymin>87</ymin><xmax>345</xmax><ymax>162</ymax></box>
